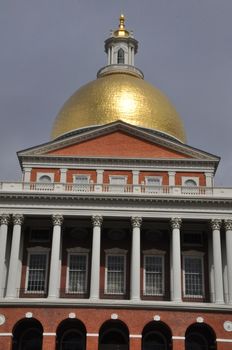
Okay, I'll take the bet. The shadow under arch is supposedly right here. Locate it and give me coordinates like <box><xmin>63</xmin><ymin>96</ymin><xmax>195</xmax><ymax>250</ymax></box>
<box><xmin>185</xmin><ymin>322</ymin><xmax>217</xmax><ymax>350</ymax></box>
<box><xmin>56</xmin><ymin>318</ymin><xmax>86</xmax><ymax>350</ymax></box>
<box><xmin>12</xmin><ymin>317</ymin><xmax>43</xmax><ymax>350</ymax></box>
<box><xmin>99</xmin><ymin>319</ymin><xmax>129</xmax><ymax>350</ymax></box>
<box><xmin>142</xmin><ymin>321</ymin><xmax>172</xmax><ymax>350</ymax></box>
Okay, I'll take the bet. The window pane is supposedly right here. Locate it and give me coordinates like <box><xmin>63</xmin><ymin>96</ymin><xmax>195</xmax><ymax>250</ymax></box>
<box><xmin>184</xmin><ymin>257</ymin><xmax>203</xmax><ymax>297</ymax></box>
<box><xmin>106</xmin><ymin>255</ymin><xmax>125</xmax><ymax>294</ymax></box>
<box><xmin>27</xmin><ymin>254</ymin><xmax>47</xmax><ymax>292</ymax></box>
<box><xmin>144</xmin><ymin>256</ymin><xmax>164</xmax><ymax>295</ymax></box>
<box><xmin>68</xmin><ymin>254</ymin><xmax>87</xmax><ymax>293</ymax></box>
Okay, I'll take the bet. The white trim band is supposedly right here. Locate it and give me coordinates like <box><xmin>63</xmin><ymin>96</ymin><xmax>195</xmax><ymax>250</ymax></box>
<box><xmin>129</xmin><ymin>334</ymin><xmax>142</xmax><ymax>338</ymax></box>
<box><xmin>172</xmin><ymin>336</ymin><xmax>185</xmax><ymax>340</ymax></box>
<box><xmin>43</xmin><ymin>333</ymin><xmax>56</xmax><ymax>336</ymax></box>
<box><xmin>87</xmin><ymin>333</ymin><xmax>99</xmax><ymax>337</ymax></box>
<box><xmin>217</xmin><ymin>338</ymin><xmax>232</xmax><ymax>343</ymax></box>
<box><xmin>0</xmin><ymin>333</ymin><xmax>12</xmax><ymax>336</ymax></box>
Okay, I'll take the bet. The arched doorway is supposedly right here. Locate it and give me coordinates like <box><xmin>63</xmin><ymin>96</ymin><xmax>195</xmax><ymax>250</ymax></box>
<box><xmin>56</xmin><ymin>318</ymin><xmax>86</xmax><ymax>350</ymax></box>
<box><xmin>12</xmin><ymin>318</ymin><xmax>43</xmax><ymax>350</ymax></box>
<box><xmin>185</xmin><ymin>323</ymin><xmax>216</xmax><ymax>350</ymax></box>
<box><xmin>99</xmin><ymin>320</ymin><xmax>129</xmax><ymax>350</ymax></box>
<box><xmin>142</xmin><ymin>321</ymin><xmax>172</xmax><ymax>350</ymax></box>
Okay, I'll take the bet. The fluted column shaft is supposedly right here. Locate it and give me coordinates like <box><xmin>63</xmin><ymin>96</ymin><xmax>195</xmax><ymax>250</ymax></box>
<box><xmin>211</xmin><ymin>219</ymin><xmax>224</xmax><ymax>304</ymax></box>
<box><xmin>225</xmin><ymin>219</ymin><xmax>232</xmax><ymax>304</ymax></box>
<box><xmin>90</xmin><ymin>215</ymin><xmax>103</xmax><ymax>300</ymax></box>
<box><xmin>130</xmin><ymin>217</ymin><xmax>142</xmax><ymax>300</ymax></box>
<box><xmin>0</xmin><ymin>214</ymin><xmax>10</xmax><ymax>297</ymax></box>
<box><xmin>171</xmin><ymin>218</ymin><xmax>182</xmax><ymax>302</ymax></box>
<box><xmin>48</xmin><ymin>214</ymin><xmax>63</xmax><ymax>298</ymax></box>
<box><xmin>6</xmin><ymin>214</ymin><xmax>24</xmax><ymax>298</ymax></box>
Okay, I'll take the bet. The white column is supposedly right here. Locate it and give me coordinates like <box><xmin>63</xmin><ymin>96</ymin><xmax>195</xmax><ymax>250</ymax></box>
<box><xmin>128</xmin><ymin>45</ymin><xmax>131</xmax><ymax>65</ymax></box>
<box><xmin>132</xmin><ymin>170</ymin><xmax>139</xmax><ymax>185</ymax></box>
<box><xmin>168</xmin><ymin>171</ymin><xmax>176</xmax><ymax>186</ymax></box>
<box><xmin>60</xmin><ymin>168</ymin><xmax>67</xmax><ymax>183</ymax></box>
<box><xmin>48</xmin><ymin>214</ymin><xmax>63</xmax><ymax>298</ymax></box>
<box><xmin>90</xmin><ymin>215</ymin><xmax>102</xmax><ymax>300</ymax></box>
<box><xmin>205</xmin><ymin>172</ymin><xmax>213</xmax><ymax>187</ymax></box>
<box><xmin>130</xmin><ymin>216</ymin><xmax>142</xmax><ymax>301</ymax></box>
<box><xmin>6</xmin><ymin>214</ymin><xmax>24</xmax><ymax>298</ymax></box>
<box><xmin>225</xmin><ymin>219</ymin><xmax>232</xmax><ymax>304</ymax></box>
<box><xmin>211</xmin><ymin>219</ymin><xmax>224</xmax><ymax>304</ymax></box>
<box><xmin>170</xmin><ymin>218</ymin><xmax>182</xmax><ymax>302</ymax></box>
<box><xmin>96</xmin><ymin>169</ymin><xmax>104</xmax><ymax>184</ymax></box>
<box><xmin>0</xmin><ymin>214</ymin><xmax>10</xmax><ymax>297</ymax></box>
<box><xmin>23</xmin><ymin>167</ymin><xmax>32</xmax><ymax>183</ymax></box>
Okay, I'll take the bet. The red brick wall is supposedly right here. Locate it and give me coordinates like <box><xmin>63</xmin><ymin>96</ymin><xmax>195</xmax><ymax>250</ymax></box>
<box><xmin>175</xmin><ymin>172</ymin><xmax>206</xmax><ymax>186</ymax></box>
<box><xmin>0</xmin><ymin>306</ymin><xmax>231</xmax><ymax>349</ymax></box>
<box><xmin>47</xmin><ymin>131</ymin><xmax>190</xmax><ymax>159</ymax></box>
<box><xmin>30</xmin><ymin>168</ymin><xmax>60</xmax><ymax>182</ymax></box>
<box><xmin>66</xmin><ymin>169</ymin><xmax>97</xmax><ymax>183</ymax></box>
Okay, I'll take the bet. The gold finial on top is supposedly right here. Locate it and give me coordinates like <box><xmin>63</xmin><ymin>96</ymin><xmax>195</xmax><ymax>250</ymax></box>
<box><xmin>119</xmin><ymin>14</ymin><xmax>125</xmax><ymax>30</ymax></box>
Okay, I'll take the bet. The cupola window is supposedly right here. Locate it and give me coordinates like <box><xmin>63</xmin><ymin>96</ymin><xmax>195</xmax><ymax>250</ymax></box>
<box><xmin>117</xmin><ymin>48</ymin><xmax>125</xmax><ymax>64</ymax></box>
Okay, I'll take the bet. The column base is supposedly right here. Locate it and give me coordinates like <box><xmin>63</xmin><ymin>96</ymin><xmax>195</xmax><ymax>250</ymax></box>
<box><xmin>215</xmin><ymin>300</ymin><xmax>225</xmax><ymax>304</ymax></box>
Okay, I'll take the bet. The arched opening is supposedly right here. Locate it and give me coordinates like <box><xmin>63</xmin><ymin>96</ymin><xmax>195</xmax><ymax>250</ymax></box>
<box><xmin>99</xmin><ymin>320</ymin><xmax>129</xmax><ymax>350</ymax></box>
<box><xmin>38</xmin><ymin>175</ymin><xmax>52</xmax><ymax>183</ymax></box>
<box><xmin>142</xmin><ymin>321</ymin><xmax>172</xmax><ymax>350</ymax></box>
<box><xmin>12</xmin><ymin>318</ymin><xmax>43</xmax><ymax>350</ymax></box>
<box><xmin>184</xmin><ymin>179</ymin><xmax>197</xmax><ymax>187</ymax></box>
<box><xmin>56</xmin><ymin>318</ymin><xmax>86</xmax><ymax>350</ymax></box>
<box><xmin>185</xmin><ymin>323</ymin><xmax>216</xmax><ymax>350</ymax></box>
<box><xmin>117</xmin><ymin>49</ymin><xmax>125</xmax><ymax>64</ymax></box>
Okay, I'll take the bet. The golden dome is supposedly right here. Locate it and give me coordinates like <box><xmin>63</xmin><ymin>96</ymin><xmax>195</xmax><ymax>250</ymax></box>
<box><xmin>51</xmin><ymin>71</ymin><xmax>186</xmax><ymax>142</ymax></box>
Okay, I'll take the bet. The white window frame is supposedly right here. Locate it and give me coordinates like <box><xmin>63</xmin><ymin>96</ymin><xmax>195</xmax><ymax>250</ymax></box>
<box><xmin>109</xmin><ymin>175</ymin><xmax>127</xmax><ymax>193</ymax></box>
<box><xmin>73</xmin><ymin>174</ymin><xmax>91</xmax><ymax>192</ymax></box>
<box><xmin>143</xmin><ymin>249</ymin><xmax>165</xmax><ymax>296</ymax></box>
<box><xmin>144</xmin><ymin>176</ymin><xmax>163</xmax><ymax>193</ymax></box>
<box><xmin>104</xmin><ymin>248</ymin><xmax>127</xmax><ymax>295</ymax></box>
<box><xmin>36</xmin><ymin>172</ymin><xmax>54</xmax><ymax>183</ymax></box>
<box><xmin>25</xmin><ymin>246</ymin><xmax>50</xmax><ymax>294</ymax></box>
<box><xmin>66</xmin><ymin>247</ymin><xmax>89</xmax><ymax>294</ymax></box>
<box><xmin>182</xmin><ymin>251</ymin><xmax>205</xmax><ymax>298</ymax></box>
<box><xmin>182</xmin><ymin>176</ymin><xmax>199</xmax><ymax>187</ymax></box>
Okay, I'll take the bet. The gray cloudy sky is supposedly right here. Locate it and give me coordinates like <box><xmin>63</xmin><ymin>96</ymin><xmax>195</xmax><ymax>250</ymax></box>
<box><xmin>0</xmin><ymin>0</ymin><xmax>232</xmax><ymax>185</ymax></box>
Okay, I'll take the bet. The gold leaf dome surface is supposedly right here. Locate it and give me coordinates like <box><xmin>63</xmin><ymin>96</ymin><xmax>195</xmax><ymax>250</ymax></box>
<box><xmin>51</xmin><ymin>72</ymin><xmax>186</xmax><ymax>142</ymax></box>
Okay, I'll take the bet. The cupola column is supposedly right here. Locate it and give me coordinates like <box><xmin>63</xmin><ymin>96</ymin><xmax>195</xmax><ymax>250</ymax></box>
<box><xmin>90</xmin><ymin>215</ymin><xmax>103</xmax><ymax>300</ymax></box>
<box><xmin>170</xmin><ymin>218</ymin><xmax>182</xmax><ymax>302</ymax></box>
<box><xmin>48</xmin><ymin>214</ymin><xmax>63</xmax><ymax>298</ymax></box>
<box><xmin>211</xmin><ymin>219</ymin><xmax>224</xmax><ymax>304</ymax></box>
<box><xmin>225</xmin><ymin>219</ymin><xmax>232</xmax><ymax>304</ymax></box>
<box><xmin>0</xmin><ymin>214</ymin><xmax>10</xmax><ymax>297</ymax></box>
<box><xmin>6</xmin><ymin>214</ymin><xmax>24</xmax><ymax>298</ymax></box>
<box><xmin>130</xmin><ymin>216</ymin><xmax>142</xmax><ymax>300</ymax></box>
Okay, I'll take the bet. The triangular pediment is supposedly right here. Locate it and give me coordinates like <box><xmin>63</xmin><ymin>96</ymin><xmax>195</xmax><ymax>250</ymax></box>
<box><xmin>18</xmin><ymin>121</ymin><xmax>219</xmax><ymax>163</ymax></box>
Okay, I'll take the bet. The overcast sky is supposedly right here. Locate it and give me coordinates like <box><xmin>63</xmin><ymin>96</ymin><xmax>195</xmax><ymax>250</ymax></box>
<box><xmin>0</xmin><ymin>0</ymin><xmax>232</xmax><ymax>185</ymax></box>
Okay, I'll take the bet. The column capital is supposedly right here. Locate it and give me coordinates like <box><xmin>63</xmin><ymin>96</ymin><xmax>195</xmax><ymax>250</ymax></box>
<box><xmin>12</xmin><ymin>214</ymin><xmax>24</xmax><ymax>226</ymax></box>
<box><xmin>0</xmin><ymin>214</ymin><xmax>10</xmax><ymax>225</ymax></box>
<box><xmin>170</xmin><ymin>217</ymin><xmax>182</xmax><ymax>230</ymax></box>
<box><xmin>211</xmin><ymin>219</ymin><xmax>222</xmax><ymax>230</ymax></box>
<box><xmin>92</xmin><ymin>215</ymin><xmax>103</xmax><ymax>227</ymax></box>
<box><xmin>225</xmin><ymin>219</ymin><xmax>232</xmax><ymax>231</ymax></box>
<box><xmin>131</xmin><ymin>216</ymin><xmax>142</xmax><ymax>228</ymax></box>
<box><xmin>52</xmin><ymin>214</ymin><xmax>63</xmax><ymax>226</ymax></box>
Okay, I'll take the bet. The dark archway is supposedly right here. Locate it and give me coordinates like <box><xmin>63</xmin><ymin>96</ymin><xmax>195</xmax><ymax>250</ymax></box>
<box><xmin>142</xmin><ymin>321</ymin><xmax>172</xmax><ymax>350</ymax></box>
<box><xmin>56</xmin><ymin>318</ymin><xmax>86</xmax><ymax>350</ymax></box>
<box><xmin>12</xmin><ymin>318</ymin><xmax>43</xmax><ymax>350</ymax></box>
<box><xmin>117</xmin><ymin>49</ymin><xmax>125</xmax><ymax>64</ymax></box>
<box><xmin>99</xmin><ymin>320</ymin><xmax>129</xmax><ymax>350</ymax></box>
<box><xmin>185</xmin><ymin>323</ymin><xmax>217</xmax><ymax>350</ymax></box>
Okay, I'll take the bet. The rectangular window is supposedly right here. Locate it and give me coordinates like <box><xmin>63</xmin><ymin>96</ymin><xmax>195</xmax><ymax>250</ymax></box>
<box><xmin>109</xmin><ymin>176</ymin><xmax>127</xmax><ymax>193</ymax></box>
<box><xmin>183</xmin><ymin>256</ymin><xmax>204</xmax><ymax>297</ymax></box>
<box><xmin>105</xmin><ymin>255</ymin><xmax>125</xmax><ymax>294</ymax></box>
<box><xmin>26</xmin><ymin>253</ymin><xmax>48</xmax><ymax>293</ymax></box>
<box><xmin>144</xmin><ymin>255</ymin><xmax>164</xmax><ymax>296</ymax></box>
<box><xmin>145</xmin><ymin>176</ymin><xmax>162</xmax><ymax>193</ymax></box>
<box><xmin>67</xmin><ymin>254</ymin><xmax>88</xmax><ymax>293</ymax></box>
<box><xmin>73</xmin><ymin>175</ymin><xmax>90</xmax><ymax>192</ymax></box>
